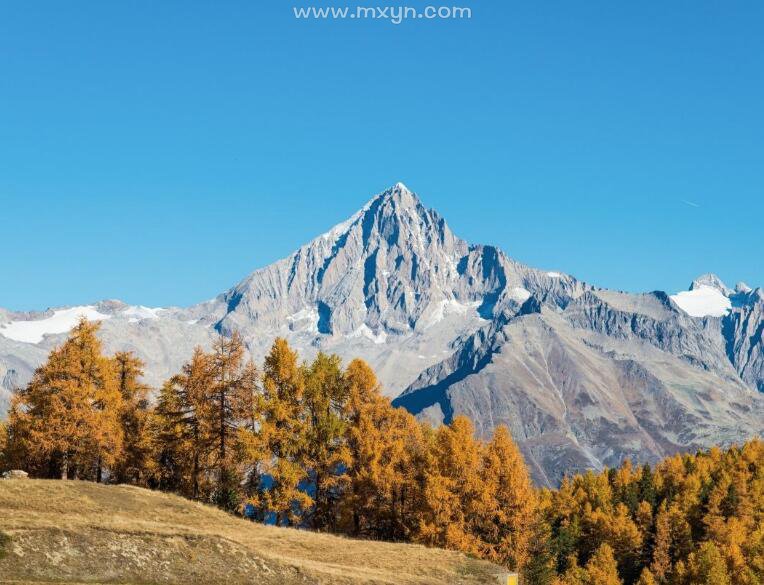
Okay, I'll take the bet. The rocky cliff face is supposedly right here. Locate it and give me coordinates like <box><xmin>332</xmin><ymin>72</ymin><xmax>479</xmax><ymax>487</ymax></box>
<box><xmin>1</xmin><ymin>183</ymin><xmax>762</xmax><ymax>485</ymax></box>
<box><xmin>724</xmin><ymin>288</ymin><xmax>764</xmax><ymax>392</ymax></box>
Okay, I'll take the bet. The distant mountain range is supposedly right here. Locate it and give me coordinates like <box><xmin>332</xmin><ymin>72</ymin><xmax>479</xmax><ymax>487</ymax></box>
<box><xmin>2</xmin><ymin>183</ymin><xmax>762</xmax><ymax>485</ymax></box>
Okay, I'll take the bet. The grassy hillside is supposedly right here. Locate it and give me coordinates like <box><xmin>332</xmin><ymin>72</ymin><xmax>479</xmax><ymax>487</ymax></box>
<box><xmin>0</xmin><ymin>479</ymin><xmax>503</xmax><ymax>585</ymax></box>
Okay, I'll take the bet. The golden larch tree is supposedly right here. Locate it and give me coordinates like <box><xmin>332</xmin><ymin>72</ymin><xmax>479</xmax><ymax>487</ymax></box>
<box><xmin>480</xmin><ymin>424</ymin><xmax>538</xmax><ymax>571</ymax></box>
<box><xmin>8</xmin><ymin>319</ymin><xmax>123</xmax><ymax>480</ymax></box>
<box><xmin>249</xmin><ymin>337</ymin><xmax>311</xmax><ymax>525</ymax></box>
<box><xmin>302</xmin><ymin>351</ymin><xmax>351</xmax><ymax>531</ymax></box>
<box><xmin>112</xmin><ymin>351</ymin><xmax>153</xmax><ymax>485</ymax></box>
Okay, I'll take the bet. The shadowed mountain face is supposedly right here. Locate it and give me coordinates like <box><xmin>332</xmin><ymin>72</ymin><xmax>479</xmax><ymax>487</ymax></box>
<box><xmin>1</xmin><ymin>183</ymin><xmax>762</xmax><ymax>485</ymax></box>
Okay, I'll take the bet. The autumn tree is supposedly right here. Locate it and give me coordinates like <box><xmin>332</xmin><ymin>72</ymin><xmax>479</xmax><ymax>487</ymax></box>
<box><xmin>302</xmin><ymin>352</ymin><xmax>351</xmax><ymax>530</ymax></box>
<box><xmin>479</xmin><ymin>425</ymin><xmax>537</xmax><ymax>571</ymax></box>
<box><xmin>338</xmin><ymin>358</ymin><xmax>425</xmax><ymax>540</ymax></box>
<box><xmin>232</xmin><ymin>358</ymin><xmax>261</xmax><ymax>497</ymax></box>
<box><xmin>683</xmin><ymin>541</ymin><xmax>731</xmax><ymax>585</ymax></box>
<box><xmin>8</xmin><ymin>319</ymin><xmax>123</xmax><ymax>480</ymax></box>
<box><xmin>354</xmin><ymin>403</ymin><xmax>424</xmax><ymax>538</ymax></box>
<box><xmin>584</xmin><ymin>544</ymin><xmax>623</xmax><ymax>585</ymax></box>
<box><xmin>0</xmin><ymin>420</ymin><xmax>7</xmax><ymax>472</ymax></box>
<box><xmin>245</xmin><ymin>338</ymin><xmax>311</xmax><ymax>525</ymax></box>
<box><xmin>154</xmin><ymin>348</ymin><xmax>215</xmax><ymax>499</ymax></box>
<box><xmin>418</xmin><ymin>416</ymin><xmax>485</xmax><ymax>555</ymax></box>
<box><xmin>634</xmin><ymin>569</ymin><xmax>656</xmax><ymax>585</ymax></box>
<box><xmin>557</xmin><ymin>554</ymin><xmax>587</xmax><ymax>585</ymax></box>
<box><xmin>112</xmin><ymin>352</ymin><xmax>153</xmax><ymax>485</ymax></box>
<box><xmin>207</xmin><ymin>332</ymin><xmax>252</xmax><ymax>510</ymax></box>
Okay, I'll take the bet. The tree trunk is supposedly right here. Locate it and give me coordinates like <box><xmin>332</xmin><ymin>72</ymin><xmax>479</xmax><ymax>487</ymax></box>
<box><xmin>193</xmin><ymin>450</ymin><xmax>200</xmax><ymax>499</ymax></box>
<box><xmin>315</xmin><ymin>473</ymin><xmax>322</xmax><ymax>529</ymax></box>
<box><xmin>60</xmin><ymin>453</ymin><xmax>69</xmax><ymax>480</ymax></box>
<box><xmin>220</xmin><ymin>387</ymin><xmax>226</xmax><ymax>481</ymax></box>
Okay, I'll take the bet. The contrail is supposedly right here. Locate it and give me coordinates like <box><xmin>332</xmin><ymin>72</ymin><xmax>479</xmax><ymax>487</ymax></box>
<box><xmin>682</xmin><ymin>199</ymin><xmax>700</xmax><ymax>208</ymax></box>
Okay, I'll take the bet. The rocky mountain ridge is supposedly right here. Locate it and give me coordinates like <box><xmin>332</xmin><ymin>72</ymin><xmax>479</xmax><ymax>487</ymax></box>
<box><xmin>1</xmin><ymin>183</ymin><xmax>762</xmax><ymax>484</ymax></box>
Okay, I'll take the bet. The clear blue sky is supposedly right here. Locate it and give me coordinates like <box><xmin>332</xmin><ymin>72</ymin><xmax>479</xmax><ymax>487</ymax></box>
<box><xmin>1</xmin><ymin>1</ymin><xmax>762</xmax><ymax>310</ymax></box>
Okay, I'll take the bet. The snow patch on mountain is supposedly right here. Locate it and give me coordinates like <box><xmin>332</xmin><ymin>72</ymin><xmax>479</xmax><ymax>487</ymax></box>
<box><xmin>671</xmin><ymin>285</ymin><xmax>732</xmax><ymax>317</ymax></box>
<box><xmin>350</xmin><ymin>324</ymin><xmax>388</xmax><ymax>344</ymax></box>
<box><xmin>0</xmin><ymin>306</ymin><xmax>112</xmax><ymax>343</ymax></box>
<box><xmin>287</xmin><ymin>307</ymin><xmax>320</xmax><ymax>332</ymax></box>
<box><xmin>123</xmin><ymin>306</ymin><xmax>165</xmax><ymax>323</ymax></box>
<box><xmin>510</xmin><ymin>287</ymin><xmax>532</xmax><ymax>302</ymax></box>
<box><xmin>422</xmin><ymin>299</ymin><xmax>483</xmax><ymax>328</ymax></box>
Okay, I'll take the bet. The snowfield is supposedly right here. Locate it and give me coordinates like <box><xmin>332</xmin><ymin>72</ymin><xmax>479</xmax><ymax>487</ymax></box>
<box><xmin>0</xmin><ymin>306</ymin><xmax>112</xmax><ymax>344</ymax></box>
<box><xmin>670</xmin><ymin>285</ymin><xmax>732</xmax><ymax>318</ymax></box>
<box><xmin>123</xmin><ymin>305</ymin><xmax>165</xmax><ymax>323</ymax></box>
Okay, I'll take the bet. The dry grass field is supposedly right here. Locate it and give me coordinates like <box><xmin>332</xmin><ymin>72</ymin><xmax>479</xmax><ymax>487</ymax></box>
<box><xmin>0</xmin><ymin>479</ymin><xmax>503</xmax><ymax>584</ymax></box>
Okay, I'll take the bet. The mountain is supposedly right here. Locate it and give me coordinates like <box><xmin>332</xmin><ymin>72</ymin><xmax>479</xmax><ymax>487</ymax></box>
<box><xmin>1</xmin><ymin>183</ymin><xmax>762</xmax><ymax>485</ymax></box>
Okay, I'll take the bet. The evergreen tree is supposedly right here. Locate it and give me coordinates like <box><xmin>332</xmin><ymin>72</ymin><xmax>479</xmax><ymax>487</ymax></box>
<box><xmin>638</xmin><ymin>464</ymin><xmax>656</xmax><ymax>510</ymax></box>
<box><xmin>523</xmin><ymin>518</ymin><xmax>558</xmax><ymax>585</ymax></box>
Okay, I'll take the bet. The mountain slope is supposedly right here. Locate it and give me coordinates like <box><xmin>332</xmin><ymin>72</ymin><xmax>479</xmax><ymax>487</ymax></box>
<box><xmin>1</xmin><ymin>183</ymin><xmax>762</xmax><ymax>484</ymax></box>
<box><xmin>394</xmin><ymin>289</ymin><xmax>763</xmax><ymax>484</ymax></box>
<box><xmin>0</xmin><ymin>479</ymin><xmax>502</xmax><ymax>584</ymax></box>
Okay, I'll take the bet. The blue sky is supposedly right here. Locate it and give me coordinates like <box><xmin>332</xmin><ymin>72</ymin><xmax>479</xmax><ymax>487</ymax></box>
<box><xmin>1</xmin><ymin>1</ymin><xmax>762</xmax><ymax>310</ymax></box>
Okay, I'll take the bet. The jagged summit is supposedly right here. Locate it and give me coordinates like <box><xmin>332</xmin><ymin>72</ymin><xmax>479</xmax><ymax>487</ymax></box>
<box><xmin>359</xmin><ymin>181</ymin><xmax>418</xmax><ymax>209</ymax></box>
<box><xmin>215</xmin><ymin>182</ymin><xmax>584</xmax><ymax>348</ymax></box>
<box><xmin>690</xmin><ymin>273</ymin><xmax>732</xmax><ymax>295</ymax></box>
<box><xmin>215</xmin><ymin>182</ymin><xmax>480</xmax><ymax>340</ymax></box>
<box><xmin>314</xmin><ymin>182</ymin><xmax>431</xmax><ymax>247</ymax></box>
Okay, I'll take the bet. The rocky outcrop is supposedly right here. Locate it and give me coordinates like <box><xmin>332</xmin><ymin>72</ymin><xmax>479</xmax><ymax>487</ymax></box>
<box><xmin>1</xmin><ymin>470</ymin><xmax>28</xmax><ymax>479</ymax></box>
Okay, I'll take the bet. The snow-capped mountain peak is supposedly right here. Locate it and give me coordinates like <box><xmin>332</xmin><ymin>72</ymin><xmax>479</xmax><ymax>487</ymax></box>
<box><xmin>735</xmin><ymin>281</ymin><xmax>753</xmax><ymax>294</ymax></box>
<box><xmin>671</xmin><ymin>273</ymin><xmax>762</xmax><ymax>318</ymax></box>
<box><xmin>689</xmin><ymin>273</ymin><xmax>732</xmax><ymax>295</ymax></box>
